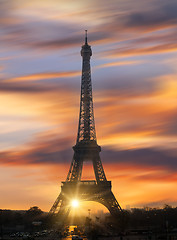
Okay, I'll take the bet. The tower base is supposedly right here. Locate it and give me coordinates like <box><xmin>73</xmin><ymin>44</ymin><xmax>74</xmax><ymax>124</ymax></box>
<box><xmin>49</xmin><ymin>181</ymin><xmax>122</xmax><ymax>222</ymax></box>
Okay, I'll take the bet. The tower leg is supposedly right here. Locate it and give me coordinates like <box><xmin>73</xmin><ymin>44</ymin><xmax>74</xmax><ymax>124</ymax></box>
<box><xmin>66</xmin><ymin>153</ymin><xmax>83</xmax><ymax>182</ymax></box>
<box><xmin>49</xmin><ymin>193</ymin><xmax>63</xmax><ymax>214</ymax></box>
<box><xmin>92</xmin><ymin>154</ymin><xmax>107</xmax><ymax>182</ymax></box>
<box><xmin>101</xmin><ymin>191</ymin><xmax>122</xmax><ymax>216</ymax></box>
<box><xmin>49</xmin><ymin>193</ymin><xmax>71</xmax><ymax>225</ymax></box>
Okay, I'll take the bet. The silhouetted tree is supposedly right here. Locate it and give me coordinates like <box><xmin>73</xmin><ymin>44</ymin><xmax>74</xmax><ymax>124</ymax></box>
<box><xmin>26</xmin><ymin>206</ymin><xmax>43</xmax><ymax>217</ymax></box>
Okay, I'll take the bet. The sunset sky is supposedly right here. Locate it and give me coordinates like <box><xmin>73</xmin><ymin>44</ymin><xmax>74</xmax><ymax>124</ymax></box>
<box><xmin>1</xmin><ymin>0</ymin><xmax>177</xmax><ymax>212</ymax></box>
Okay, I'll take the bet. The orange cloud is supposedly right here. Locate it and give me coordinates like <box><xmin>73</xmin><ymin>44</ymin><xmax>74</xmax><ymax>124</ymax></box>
<box><xmin>1</xmin><ymin>160</ymin><xmax>177</xmax><ymax>211</ymax></box>
<box><xmin>95</xmin><ymin>60</ymin><xmax>143</xmax><ymax>69</ymax></box>
<box><xmin>1</xmin><ymin>73</ymin><xmax>177</xmax><ymax>151</ymax></box>
<box><xmin>106</xmin><ymin>43</ymin><xmax>177</xmax><ymax>58</ymax></box>
<box><xmin>1</xmin><ymin>119</ymin><xmax>177</xmax><ymax>210</ymax></box>
<box><xmin>103</xmin><ymin>163</ymin><xmax>177</xmax><ymax>208</ymax></box>
<box><xmin>4</xmin><ymin>71</ymin><xmax>80</xmax><ymax>82</ymax></box>
<box><xmin>94</xmin><ymin>75</ymin><xmax>177</xmax><ymax>149</ymax></box>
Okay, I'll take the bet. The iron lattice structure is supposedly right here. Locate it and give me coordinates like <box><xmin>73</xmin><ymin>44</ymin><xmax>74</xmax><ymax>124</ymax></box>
<box><xmin>49</xmin><ymin>31</ymin><xmax>122</xmax><ymax>221</ymax></box>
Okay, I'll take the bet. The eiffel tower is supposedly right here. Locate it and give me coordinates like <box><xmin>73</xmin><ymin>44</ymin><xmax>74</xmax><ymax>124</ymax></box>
<box><xmin>49</xmin><ymin>31</ymin><xmax>122</xmax><ymax>221</ymax></box>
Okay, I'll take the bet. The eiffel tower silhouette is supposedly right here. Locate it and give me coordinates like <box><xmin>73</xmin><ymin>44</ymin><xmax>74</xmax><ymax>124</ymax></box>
<box><xmin>49</xmin><ymin>31</ymin><xmax>122</xmax><ymax>221</ymax></box>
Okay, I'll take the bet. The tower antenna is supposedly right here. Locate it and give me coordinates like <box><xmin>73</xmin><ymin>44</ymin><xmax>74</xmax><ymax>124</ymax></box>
<box><xmin>85</xmin><ymin>29</ymin><xmax>88</xmax><ymax>45</ymax></box>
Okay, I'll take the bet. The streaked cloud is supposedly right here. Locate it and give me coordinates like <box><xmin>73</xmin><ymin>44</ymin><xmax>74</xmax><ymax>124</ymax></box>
<box><xmin>123</xmin><ymin>0</ymin><xmax>177</xmax><ymax>31</ymax></box>
<box><xmin>1</xmin><ymin>133</ymin><xmax>177</xmax><ymax>172</ymax></box>
<box><xmin>5</xmin><ymin>71</ymin><xmax>80</xmax><ymax>82</ymax></box>
<box><xmin>1</xmin><ymin>149</ymin><xmax>177</xmax><ymax>210</ymax></box>
<box><xmin>106</xmin><ymin>42</ymin><xmax>177</xmax><ymax>58</ymax></box>
<box><xmin>95</xmin><ymin>60</ymin><xmax>143</xmax><ymax>69</ymax></box>
<box><xmin>0</xmin><ymin>82</ymin><xmax>53</xmax><ymax>93</ymax></box>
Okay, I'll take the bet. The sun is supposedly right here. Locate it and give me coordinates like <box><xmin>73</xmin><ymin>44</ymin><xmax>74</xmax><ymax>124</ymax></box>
<box><xmin>71</xmin><ymin>199</ymin><xmax>79</xmax><ymax>208</ymax></box>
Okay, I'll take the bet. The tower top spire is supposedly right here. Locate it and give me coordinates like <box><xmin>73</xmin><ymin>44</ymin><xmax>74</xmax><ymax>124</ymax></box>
<box><xmin>85</xmin><ymin>30</ymin><xmax>88</xmax><ymax>45</ymax></box>
<box><xmin>78</xmin><ymin>29</ymin><xmax>95</xmax><ymax>143</ymax></box>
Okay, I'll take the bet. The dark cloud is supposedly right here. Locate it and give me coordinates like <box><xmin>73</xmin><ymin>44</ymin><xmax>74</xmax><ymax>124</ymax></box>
<box><xmin>101</xmin><ymin>147</ymin><xmax>177</xmax><ymax>171</ymax></box>
<box><xmin>125</xmin><ymin>30</ymin><xmax>177</xmax><ymax>49</ymax></box>
<box><xmin>1</xmin><ymin>25</ymin><xmax>79</xmax><ymax>51</ymax></box>
<box><xmin>158</xmin><ymin>111</ymin><xmax>177</xmax><ymax>137</ymax></box>
<box><xmin>1</xmin><ymin>132</ymin><xmax>177</xmax><ymax>172</ymax></box>
<box><xmin>0</xmin><ymin>82</ymin><xmax>54</xmax><ymax>93</ymax></box>
<box><xmin>94</xmin><ymin>74</ymin><xmax>159</xmax><ymax>96</ymax></box>
<box><xmin>90</xmin><ymin>1</ymin><xmax>177</xmax><ymax>58</ymax></box>
<box><xmin>27</xmin><ymin>148</ymin><xmax>73</xmax><ymax>164</ymax></box>
<box><xmin>1</xmin><ymin>0</ymin><xmax>177</xmax><ymax>58</ymax></box>
<box><xmin>105</xmin><ymin>42</ymin><xmax>177</xmax><ymax>58</ymax></box>
<box><xmin>0</xmin><ymin>136</ymin><xmax>73</xmax><ymax>165</ymax></box>
<box><xmin>4</xmin><ymin>30</ymin><xmax>111</xmax><ymax>51</ymax></box>
<box><xmin>125</xmin><ymin>1</ymin><xmax>177</xmax><ymax>30</ymax></box>
<box><xmin>0</xmin><ymin>70</ymin><xmax>81</xmax><ymax>93</ymax></box>
<box><xmin>0</xmin><ymin>4</ymin><xmax>112</xmax><ymax>52</ymax></box>
<box><xmin>28</xmin><ymin>31</ymin><xmax>111</xmax><ymax>50</ymax></box>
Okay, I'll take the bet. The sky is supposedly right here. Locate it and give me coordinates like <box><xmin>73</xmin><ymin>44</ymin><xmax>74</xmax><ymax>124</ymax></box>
<box><xmin>1</xmin><ymin>0</ymin><xmax>177</xmax><ymax>212</ymax></box>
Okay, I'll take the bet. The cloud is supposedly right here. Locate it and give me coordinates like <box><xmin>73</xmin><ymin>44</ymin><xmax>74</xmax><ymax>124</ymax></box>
<box><xmin>1</xmin><ymin>125</ymin><xmax>177</xmax><ymax>173</ymax></box>
<box><xmin>102</xmin><ymin>147</ymin><xmax>177</xmax><ymax>171</ymax></box>
<box><xmin>95</xmin><ymin>60</ymin><xmax>144</xmax><ymax>69</ymax></box>
<box><xmin>1</xmin><ymin>135</ymin><xmax>177</xmax><ymax>209</ymax></box>
<box><xmin>0</xmin><ymin>82</ymin><xmax>52</xmax><ymax>93</ymax></box>
<box><xmin>0</xmin><ymin>133</ymin><xmax>73</xmax><ymax>166</ymax></box>
<box><xmin>1</xmin><ymin>0</ymin><xmax>177</xmax><ymax>64</ymax></box>
<box><xmin>124</xmin><ymin>0</ymin><xmax>177</xmax><ymax>31</ymax></box>
<box><xmin>1</xmin><ymin>73</ymin><xmax>177</xmax><ymax>153</ymax></box>
<box><xmin>95</xmin><ymin>0</ymin><xmax>177</xmax><ymax>36</ymax></box>
<box><xmin>0</xmin><ymin>70</ymin><xmax>81</xmax><ymax>94</ymax></box>
<box><xmin>5</xmin><ymin>71</ymin><xmax>80</xmax><ymax>82</ymax></box>
<box><xmin>106</xmin><ymin>42</ymin><xmax>177</xmax><ymax>58</ymax></box>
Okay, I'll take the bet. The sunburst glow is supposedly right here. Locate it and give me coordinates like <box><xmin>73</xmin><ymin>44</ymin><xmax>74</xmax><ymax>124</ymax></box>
<box><xmin>71</xmin><ymin>199</ymin><xmax>79</xmax><ymax>208</ymax></box>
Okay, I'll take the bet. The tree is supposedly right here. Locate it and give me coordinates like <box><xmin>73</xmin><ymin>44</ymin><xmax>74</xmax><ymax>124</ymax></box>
<box><xmin>26</xmin><ymin>206</ymin><xmax>43</xmax><ymax>216</ymax></box>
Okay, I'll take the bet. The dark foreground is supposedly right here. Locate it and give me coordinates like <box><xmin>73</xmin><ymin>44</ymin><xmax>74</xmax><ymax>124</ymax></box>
<box><xmin>1</xmin><ymin>207</ymin><xmax>177</xmax><ymax>240</ymax></box>
<box><xmin>1</xmin><ymin>232</ymin><xmax>177</xmax><ymax>240</ymax></box>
